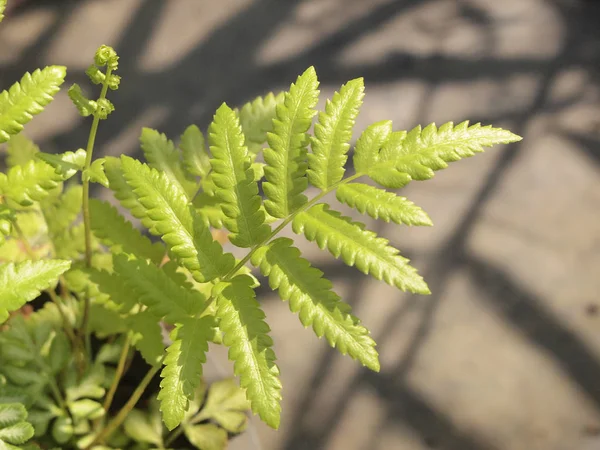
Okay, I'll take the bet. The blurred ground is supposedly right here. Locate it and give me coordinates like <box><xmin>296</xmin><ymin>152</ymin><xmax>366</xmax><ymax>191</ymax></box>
<box><xmin>1</xmin><ymin>0</ymin><xmax>600</xmax><ymax>449</ymax></box>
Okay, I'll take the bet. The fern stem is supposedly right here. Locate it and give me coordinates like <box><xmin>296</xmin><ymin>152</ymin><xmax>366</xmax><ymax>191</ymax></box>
<box><xmin>102</xmin><ymin>333</ymin><xmax>132</xmax><ymax>413</ymax></box>
<box><xmin>80</xmin><ymin>66</ymin><xmax>112</xmax><ymax>348</ymax></box>
<box><xmin>86</xmin><ymin>359</ymin><xmax>162</xmax><ymax>449</ymax></box>
<box><xmin>200</xmin><ymin>172</ymin><xmax>363</xmax><ymax>315</ymax></box>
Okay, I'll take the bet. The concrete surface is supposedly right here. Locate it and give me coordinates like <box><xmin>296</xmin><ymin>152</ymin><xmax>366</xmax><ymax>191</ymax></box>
<box><xmin>1</xmin><ymin>0</ymin><xmax>600</xmax><ymax>449</ymax></box>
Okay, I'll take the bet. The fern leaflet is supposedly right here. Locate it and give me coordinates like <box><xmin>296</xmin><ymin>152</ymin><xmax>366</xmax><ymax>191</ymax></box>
<box><xmin>180</xmin><ymin>124</ymin><xmax>210</xmax><ymax>178</ymax></box>
<box><xmin>89</xmin><ymin>199</ymin><xmax>164</xmax><ymax>264</ymax></box>
<box><xmin>0</xmin><ymin>260</ymin><xmax>70</xmax><ymax>323</ymax></box>
<box><xmin>6</xmin><ymin>133</ymin><xmax>39</xmax><ymax>168</ymax></box>
<box><xmin>128</xmin><ymin>310</ymin><xmax>165</xmax><ymax>365</ymax></box>
<box><xmin>0</xmin><ymin>66</ymin><xmax>67</xmax><ymax>143</ymax></box>
<box><xmin>208</xmin><ymin>103</ymin><xmax>270</xmax><ymax>248</ymax></box>
<box><xmin>263</xmin><ymin>67</ymin><xmax>319</xmax><ymax>219</ymax></box>
<box><xmin>112</xmin><ymin>254</ymin><xmax>204</xmax><ymax>324</ymax></box>
<box><xmin>238</xmin><ymin>92</ymin><xmax>284</xmax><ymax>154</ymax></box>
<box><xmin>0</xmin><ymin>0</ymin><xmax>5</xmax><ymax>23</ymax></box>
<box><xmin>293</xmin><ymin>204</ymin><xmax>429</xmax><ymax>294</ymax></box>
<box><xmin>0</xmin><ymin>160</ymin><xmax>63</xmax><ymax>207</ymax></box>
<box><xmin>336</xmin><ymin>183</ymin><xmax>432</xmax><ymax>226</ymax></box>
<box><xmin>119</xmin><ymin>155</ymin><xmax>234</xmax><ymax>282</ymax></box>
<box><xmin>213</xmin><ymin>274</ymin><xmax>281</xmax><ymax>429</ymax></box>
<box><xmin>252</xmin><ymin>238</ymin><xmax>379</xmax><ymax>371</ymax></box>
<box><xmin>356</xmin><ymin>121</ymin><xmax>522</xmax><ymax>188</ymax></box>
<box><xmin>308</xmin><ymin>78</ymin><xmax>364</xmax><ymax>190</ymax></box>
<box><xmin>158</xmin><ymin>316</ymin><xmax>214</xmax><ymax>430</ymax></box>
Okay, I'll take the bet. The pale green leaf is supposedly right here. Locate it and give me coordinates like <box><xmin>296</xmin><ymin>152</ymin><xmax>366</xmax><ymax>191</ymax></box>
<box><xmin>119</xmin><ymin>155</ymin><xmax>234</xmax><ymax>282</ymax></box>
<box><xmin>293</xmin><ymin>204</ymin><xmax>429</xmax><ymax>294</ymax></box>
<box><xmin>41</xmin><ymin>183</ymin><xmax>82</xmax><ymax>239</ymax></box>
<box><xmin>352</xmin><ymin>121</ymin><xmax>393</xmax><ymax>174</ymax></box>
<box><xmin>363</xmin><ymin>121</ymin><xmax>522</xmax><ymax>188</ymax></box>
<box><xmin>201</xmin><ymin>378</ymin><xmax>249</xmax><ymax>433</ymax></box>
<box><xmin>0</xmin><ymin>259</ymin><xmax>70</xmax><ymax>323</ymax></box>
<box><xmin>252</xmin><ymin>237</ymin><xmax>379</xmax><ymax>371</ymax></box>
<box><xmin>89</xmin><ymin>199</ymin><xmax>163</xmax><ymax>263</ymax></box>
<box><xmin>208</xmin><ymin>103</ymin><xmax>271</xmax><ymax>248</ymax></box>
<box><xmin>69</xmin><ymin>399</ymin><xmax>104</xmax><ymax>420</ymax></box>
<box><xmin>308</xmin><ymin>78</ymin><xmax>364</xmax><ymax>189</ymax></box>
<box><xmin>213</xmin><ymin>274</ymin><xmax>281</xmax><ymax>429</ymax></box>
<box><xmin>193</xmin><ymin>192</ymin><xmax>226</xmax><ymax>229</ymax></box>
<box><xmin>128</xmin><ymin>310</ymin><xmax>164</xmax><ymax>365</ymax></box>
<box><xmin>36</xmin><ymin>149</ymin><xmax>86</xmax><ymax>180</ymax></box>
<box><xmin>67</xmin><ymin>83</ymin><xmax>96</xmax><ymax>117</ymax></box>
<box><xmin>123</xmin><ymin>409</ymin><xmax>162</xmax><ymax>446</ymax></box>
<box><xmin>180</xmin><ymin>124</ymin><xmax>210</xmax><ymax>177</ymax></box>
<box><xmin>184</xmin><ymin>423</ymin><xmax>227</xmax><ymax>450</ymax></box>
<box><xmin>6</xmin><ymin>133</ymin><xmax>39</xmax><ymax>168</ymax></box>
<box><xmin>158</xmin><ymin>316</ymin><xmax>214</xmax><ymax>430</ymax></box>
<box><xmin>140</xmin><ymin>127</ymin><xmax>196</xmax><ymax>197</ymax></box>
<box><xmin>88</xmin><ymin>302</ymin><xmax>127</xmax><ymax>338</ymax></box>
<box><xmin>112</xmin><ymin>254</ymin><xmax>204</xmax><ymax>323</ymax></box>
<box><xmin>336</xmin><ymin>183</ymin><xmax>432</xmax><ymax>226</ymax></box>
<box><xmin>0</xmin><ymin>404</ymin><xmax>26</xmax><ymax>428</ymax></box>
<box><xmin>263</xmin><ymin>67</ymin><xmax>319</xmax><ymax>218</ymax></box>
<box><xmin>0</xmin><ymin>0</ymin><xmax>5</xmax><ymax>23</ymax></box>
<box><xmin>238</xmin><ymin>91</ymin><xmax>285</xmax><ymax>153</ymax></box>
<box><xmin>88</xmin><ymin>157</ymin><xmax>109</xmax><ymax>187</ymax></box>
<box><xmin>0</xmin><ymin>66</ymin><xmax>67</xmax><ymax>143</ymax></box>
<box><xmin>0</xmin><ymin>421</ymin><xmax>34</xmax><ymax>445</ymax></box>
<box><xmin>0</xmin><ymin>160</ymin><xmax>63</xmax><ymax>206</ymax></box>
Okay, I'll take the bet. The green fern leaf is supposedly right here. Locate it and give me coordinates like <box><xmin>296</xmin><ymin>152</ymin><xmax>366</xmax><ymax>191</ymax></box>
<box><xmin>0</xmin><ymin>160</ymin><xmax>63</xmax><ymax>207</ymax></box>
<box><xmin>360</xmin><ymin>121</ymin><xmax>522</xmax><ymax>188</ymax></box>
<box><xmin>112</xmin><ymin>254</ymin><xmax>204</xmax><ymax>324</ymax></box>
<box><xmin>6</xmin><ymin>133</ymin><xmax>39</xmax><ymax>168</ymax></box>
<box><xmin>0</xmin><ymin>66</ymin><xmax>67</xmax><ymax>143</ymax></box>
<box><xmin>119</xmin><ymin>155</ymin><xmax>234</xmax><ymax>282</ymax></box>
<box><xmin>293</xmin><ymin>204</ymin><xmax>429</xmax><ymax>294</ymax></box>
<box><xmin>89</xmin><ymin>199</ymin><xmax>164</xmax><ymax>264</ymax></box>
<box><xmin>128</xmin><ymin>310</ymin><xmax>164</xmax><ymax>365</ymax></box>
<box><xmin>263</xmin><ymin>67</ymin><xmax>319</xmax><ymax>219</ymax></box>
<box><xmin>158</xmin><ymin>316</ymin><xmax>214</xmax><ymax>430</ymax></box>
<box><xmin>238</xmin><ymin>92</ymin><xmax>285</xmax><ymax>154</ymax></box>
<box><xmin>308</xmin><ymin>78</ymin><xmax>364</xmax><ymax>190</ymax></box>
<box><xmin>0</xmin><ymin>0</ymin><xmax>5</xmax><ymax>23</ymax></box>
<box><xmin>85</xmin><ymin>268</ymin><xmax>137</xmax><ymax>313</ymax></box>
<box><xmin>87</xmin><ymin>157</ymin><xmax>109</xmax><ymax>187</ymax></box>
<box><xmin>180</xmin><ymin>124</ymin><xmax>210</xmax><ymax>178</ymax></box>
<box><xmin>252</xmin><ymin>238</ymin><xmax>379</xmax><ymax>371</ymax></box>
<box><xmin>140</xmin><ymin>128</ymin><xmax>196</xmax><ymax>197</ymax></box>
<box><xmin>193</xmin><ymin>192</ymin><xmax>226</xmax><ymax>229</ymax></box>
<box><xmin>336</xmin><ymin>183</ymin><xmax>432</xmax><ymax>226</ymax></box>
<box><xmin>36</xmin><ymin>149</ymin><xmax>86</xmax><ymax>180</ymax></box>
<box><xmin>213</xmin><ymin>274</ymin><xmax>281</xmax><ymax>429</ymax></box>
<box><xmin>41</xmin><ymin>184</ymin><xmax>82</xmax><ymax>252</ymax></box>
<box><xmin>0</xmin><ymin>260</ymin><xmax>70</xmax><ymax>323</ymax></box>
<box><xmin>104</xmin><ymin>156</ymin><xmax>157</xmax><ymax>233</ymax></box>
<box><xmin>353</xmin><ymin>120</ymin><xmax>393</xmax><ymax>173</ymax></box>
<box><xmin>0</xmin><ymin>421</ymin><xmax>35</xmax><ymax>445</ymax></box>
<box><xmin>208</xmin><ymin>103</ymin><xmax>270</xmax><ymax>248</ymax></box>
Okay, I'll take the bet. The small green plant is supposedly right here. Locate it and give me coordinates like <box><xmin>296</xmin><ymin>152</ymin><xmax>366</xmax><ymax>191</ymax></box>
<box><xmin>0</xmin><ymin>3</ymin><xmax>522</xmax><ymax>448</ymax></box>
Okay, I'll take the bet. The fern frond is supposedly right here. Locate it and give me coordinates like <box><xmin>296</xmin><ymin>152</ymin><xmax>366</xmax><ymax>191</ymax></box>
<box><xmin>89</xmin><ymin>199</ymin><xmax>164</xmax><ymax>264</ymax></box>
<box><xmin>0</xmin><ymin>66</ymin><xmax>67</xmax><ymax>143</ymax></box>
<box><xmin>112</xmin><ymin>254</ymin><xmax>204</xmax><ymax>324</ymax></box>
<box><xmin>41</xmin><ymin>184</ymin><xmax>81</xmax><ymax>237</ymax></box>
<box><xmin>0</xmin><ymin>0</ymin><xmax>5</xmax><ymax>23</ymax></box>
<box><xmin>85</xmin><ymin>268</ymin><xmax>137</xmax><ymax>313</ymax></box>
<box><xmin>0</xmin><ymin>260</ymin><xmax>70</xmax><ymax>323</ymax></box>
<box><xmin>128</xmin><ymin>310</ymin><xmax>164</xmax><ymax>365</ymax></box>
<box><xmin>308</xmin><ymin>78</ymin><xmax>364</xmax><ymax>190</ymax></box>
<box><xmin>180</xmin><ymin>124</ymin><xmax>210</xmax><ymax>178</ymax></box>
<box><xmin>238</xmin><ymin>92</ymin><xmax>285</xmax><ymax>154</ymax></box>
<box><xmin>252</xmin><ymin>238</ymin><xmax>379</xmax><ymax>371</ymax></box>
<box><xmin>213</xmin><ymin>275</ymin><xmax>281</xmax><ymax>429</ymax></box>
<box><xmin>140</xmin><ymin>128</ymin><xmax>196</xmax><ymax>197</ymax></box>
<box><xmin>36</xmin><ymin>149</ymin><xmax>86</xmax><ymax>180</ymax></box>
<box><xmin>208</xmin><ymin>103</ymin><xmax>270</xmax><ymax>248</ymax></box>
<box><xmin>104</xmin><ymin>157</ymin><xmax>156</xmax><ymax>233</ymax></box>
<box><xmin>263</xmin><ymin>67</ymin><xmax>319</xmax><ymax>219</ymax></box>
<box><xmin>353</xmin><ymin>120</ymin><xmax>393</xmax><ymax>173</ymax></box>
<box><xmin>158</xmin><ymin>316</ymin><xmax>213</xmax><ymax>430</ymax></box>
<box><xmin>293</xmin><ymin>204</ymin><xmax>429</xmax><ymax>294</ymax></box>
<box><xmin>359</xmin><ymin>121</ymin><xmax>522</xmax><ymax>188</ymax></box>
<box><xmin>6</xmin><ymin>133</ymin><xmax>39</xmax><ymax>168</ymax></box>
<box><xmin>0</xmin><ymin>160</ymin><xmax>63</xmax><ymax>207</ymax></box>
<box><xmin>119</xmin><ymin>155</ymin><xmax>234</xmax><ymax>282</ymax></box>
<box><xmin>336</xmin><ymin>183</ymin><xmax>432</xmax><ymax>226</ymax></box>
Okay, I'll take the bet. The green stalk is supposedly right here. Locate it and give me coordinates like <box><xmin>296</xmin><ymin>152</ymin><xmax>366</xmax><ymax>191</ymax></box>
<box><xmin>86</xmin><ymin>360</ymin><xmax>162</xmax><ymax>449</ymax></box>
<box><xmin>80</xmin><ymin>66</ymin><xmax>112</xmax><ymax>343</ymax></box>
<box><xmin>102</xmin><ymin>334</ymin><xmax>132</xmax><ymax>413</ymax></box>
